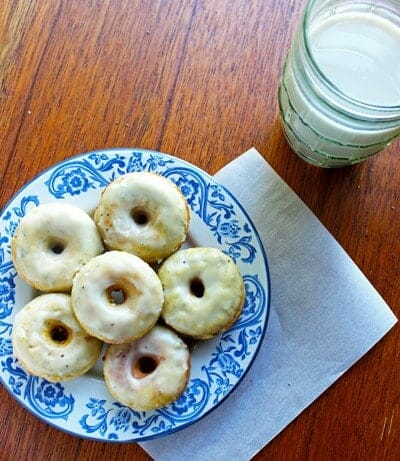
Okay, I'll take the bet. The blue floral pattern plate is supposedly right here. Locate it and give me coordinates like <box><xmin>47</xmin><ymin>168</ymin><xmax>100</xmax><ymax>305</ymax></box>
<box><xmin>0</xmin><ymin>148</ymin><xmax>270</xmax><ymax>441</ymax></box>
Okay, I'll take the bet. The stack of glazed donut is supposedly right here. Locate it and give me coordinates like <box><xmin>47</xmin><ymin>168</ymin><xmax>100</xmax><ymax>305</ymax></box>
<box><xmin>11</xmin><ymin>172</ymin><xmax>245</xmax><ymax>411</ymax></box>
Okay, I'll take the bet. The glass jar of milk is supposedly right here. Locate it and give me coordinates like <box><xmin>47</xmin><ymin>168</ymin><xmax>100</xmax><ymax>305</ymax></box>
<box><xmin>279</xmin><ymin>0</ymin><xmax>400</xmax><ymax>167</ymax></box>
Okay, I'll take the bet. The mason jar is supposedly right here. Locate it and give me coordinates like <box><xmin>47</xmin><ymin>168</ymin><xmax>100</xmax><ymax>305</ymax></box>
<box><xmin>278</xmin><ymin>0</ymin><xmax>400</xmax><ymax>167</ymax></box>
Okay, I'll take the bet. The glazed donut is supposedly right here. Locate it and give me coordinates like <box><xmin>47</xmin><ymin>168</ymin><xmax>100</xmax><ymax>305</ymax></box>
<box><xmin>11</xmin><ymin>293</ymin><xmax>103</xmax><ymax>382</ymax></box>
<box><xmin>94</xmin><ymin>172</ymin><xmax>190</xmax><ymax>263</ymax></box>
<box><xmin>158</xmin><ymin>247</ymin><xmax>245</xmax><ymax>339</ymax></box>
<box><xmin>103</xmin><ymin>325</ymin><xmax>190</xmax><ymax>411</ymax></box>
<box><xmin>11</xmin><ymin>203</ymin><xmax>103</xmax><ymax>292</ymax></box>
<box><xmin>71</xmin><ymin>251</ymin><xmax>163</xmax><ymax>343</ymax></box>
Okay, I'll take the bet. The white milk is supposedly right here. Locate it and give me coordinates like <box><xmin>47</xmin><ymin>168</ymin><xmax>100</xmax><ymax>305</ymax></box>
<box><xmin>310</xmin><ymin>12</ymin><xmax>400</xmax><ymax>107</ymax></box>
<box><xmin>279</xmin><ymin>4</ymin><xmax>400</xmax><ymax>166</ymax></box>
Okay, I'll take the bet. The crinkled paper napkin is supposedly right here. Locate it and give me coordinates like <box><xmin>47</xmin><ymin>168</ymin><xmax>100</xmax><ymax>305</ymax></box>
<box><xmin>141</xmin><ymin>148</ymin><xmax>397</xmax><ymax>460</ymax></box>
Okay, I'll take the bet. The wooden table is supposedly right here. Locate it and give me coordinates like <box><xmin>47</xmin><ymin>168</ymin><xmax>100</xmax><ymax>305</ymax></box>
<box><xmin>1</xmin><ymin>1</ymin><xmax>399</xmax><ymax>459</ymax></box>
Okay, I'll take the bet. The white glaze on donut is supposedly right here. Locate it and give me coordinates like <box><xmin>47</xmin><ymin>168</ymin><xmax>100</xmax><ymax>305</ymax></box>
<box><xmin>11</xmin><ymin>203</ymin><xmax>103</xmax><ymax>292</ymax></box>
<box><xmin>71</xmin><ymin>251</ymin><xmax>163</xmax><ymax>343</ymax></box>
<box><xmin>94</xmin><ymin>172</ymin><xmax>190</xmax><ymax>263</ymax></box>
<box><xmin>158</xmin><ymin>247</ymin><xmax>245</xmax><ymax>339</ymax></box>
<box><xmin>11</xmin><ymin>293</ymin><xmax>103</xmax><ymax>382</ymax></box>
<box><xmin>104</xmin><ymin>325</ymin><xmax>190</xmax><ymax>411</ymax></box>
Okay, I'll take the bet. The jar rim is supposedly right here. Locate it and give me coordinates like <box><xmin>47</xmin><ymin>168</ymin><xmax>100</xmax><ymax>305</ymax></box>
<box><xmin>302</xmin><ymin>0</ymin><xmax>400</xmax><ymax>116</ymax></box>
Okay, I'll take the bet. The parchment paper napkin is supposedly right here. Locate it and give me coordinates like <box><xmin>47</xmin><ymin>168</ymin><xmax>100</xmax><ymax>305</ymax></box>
<box><xmin>141</xmin><ymin>148</ymin><xmax>397</xmax><ymax>460</ymax></box>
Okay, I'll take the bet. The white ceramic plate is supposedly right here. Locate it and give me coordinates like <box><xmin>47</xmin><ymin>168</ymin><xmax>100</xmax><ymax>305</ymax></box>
<box><xmin>0</xmin><ymin>148</ymin><xmax>270</xmax><ymax>441</ymax></box>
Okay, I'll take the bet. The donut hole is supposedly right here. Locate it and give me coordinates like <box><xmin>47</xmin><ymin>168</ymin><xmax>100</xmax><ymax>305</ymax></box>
<box><xmin>130</xmin><ymin>207</ymin><xmax>151</xmax><ymax>226</ymax></box>
<box><xmin>47</xmin><ymin>238</ymin><xmax>66</xmax><ymax>255</ymax></box>
<box><xmin>44</xmin><ymin>320</ymin><xmax>72</xmax><ymax>346</ymax></box>
<box><xmin>132</xmin><ymin>355</ymin><xmax>159</xmax><ymax>379</ymax></box>
<box><xmin>190</xmin><ymin>277</ymin><xmax>205</xmax><ymax>298</ymax></box>
<box><xmin>106</xmin><ymin>285</ymin><xmax>126</xmax><ymax>306</ymax></box>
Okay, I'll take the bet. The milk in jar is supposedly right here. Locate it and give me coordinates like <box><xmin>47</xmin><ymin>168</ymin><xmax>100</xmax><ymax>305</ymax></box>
<box><xmin>279</xmin><ymin>0</ymin><xmax>400</xmax><ymax>167</ymax></box>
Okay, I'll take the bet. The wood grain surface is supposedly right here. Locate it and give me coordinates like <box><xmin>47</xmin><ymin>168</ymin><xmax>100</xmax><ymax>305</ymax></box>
<box><xmin>1</xmin><ymin>1</ymin><xmax>399</xmax><ymax>460</ymax></box>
